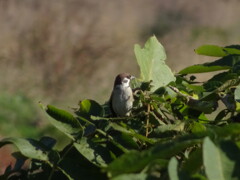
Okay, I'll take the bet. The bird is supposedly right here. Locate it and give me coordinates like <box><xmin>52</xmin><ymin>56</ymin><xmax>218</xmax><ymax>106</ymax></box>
<box><xmin>109</xmin><ymin>73</ymin><xmax>134</xmax><ymax>117</ymax></box>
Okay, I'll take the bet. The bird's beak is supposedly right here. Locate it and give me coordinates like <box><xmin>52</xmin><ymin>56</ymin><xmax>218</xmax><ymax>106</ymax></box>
<box><xmin>130</xmin><ymin>75</ymin><xmax>135</xmax><ymax>80</ymax></box>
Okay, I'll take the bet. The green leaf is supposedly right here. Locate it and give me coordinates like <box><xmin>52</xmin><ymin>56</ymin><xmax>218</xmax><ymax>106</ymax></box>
<box><xmin>144</xmin><ymin>158</ymin><xmax>168</xmax><ymax>174</ymax></box>
<box><xmin>191</xmin><ymin>174</ymin><xmax>208</xmax><ymax>180</ymax></box>
<box><xmin>181</xmin><ymin>148</ymin><xmax>203</xmax><ymax>175</ymax></box>
<box><xmin>168</xmin><ymin>157</ymin><xmax>179</xmax><ymax>180</ymax></box>
<box><xmin>195</xmin><ymin>45</ymin><xmax>240</xmax><ymax>57</ymax></box>
<box><xmin>0</xmin><ymin>138</ymin><xmax>49</xmax><ymax>161</ymax></box>
<box><xmin>46</xmin><ymin>105</ymin><xmax>83</xmax><ymax>140</ymax></box>
<box><xmin>213</xmin><ymin>123</ymin><xmax>240</xmax><ymax>137</ymax></box>
<box><xmin>105</xmin><ymin>150</ymin><xmax>151</xmax><ymax>177</ymax></box>
<box><xmin>216</xmin><ymin>78</ymin><xmax>240</xmax><ymax>92</ymax></box>
<box><xmin>190</xmin><ymin>122</ymin><xmax>206</xmax><ymax>133</ymax></box>
<box><xmin>203</xmin><ymin>137</ymin><xmax>224</xmax><ymax>180</ymax></box>
<box><xmin>219</xmin><ymin>141</ymin><xmax>240</xmax><ymax>179</ymax></box>
<box><xmin>187</xmin><ymin>99</ymin><xmax>217</xmax><ymax>114</ymax></box>
<box><xmin>179</xmin><ymin>55</ymin><xmax>240</xmax><ymax>74</ymax></box>
<box><xmin>113</xmin><ymin>132</ymin><xmax>140</xmax><ymax>150</ymax></box>
<box><xmin>112</xmin><ymin>173</ymin><xmax>148</xmax><ymax>180</ymax></box>
<box><xmin>203</xmin><ymin>137</ymin><xmax>240</xmax><ymax>180</ymax></box>
<box><xmin>203</xmin><ymin>72</ymin><xmax>238</xmax><ymax>91</ymax></box>
<box><xmin>134</xmin><ymin>36</ymin><xmax>175</xmax><ymax>91</ymax></box>
<box><xmin>110</xmin><ymin>122</ymin><xmax>155</xmax><ymax>144</ymax></box>
<box><xmin>74</xmin><ymin>137</ymin><xmax>112</xmax><ymax>167</ymax></box>
<box><xmin>195</xmin><ymin>45</ymin><xmax>227</xmax><ymax>57</ymax></box>
<box><xmin>39</xmin><ymin>136</ymin><xmax>57</xmax><ymax>150</ymax></box>
<box><xmin>234</xmin><ymin>85</ymin><xmax>240</xmax><ymax>102</ymax></box>
<box><xmin>78</xmin><ymin>99</ymin><xmax>104</xmax><ymax>117</ymax></box>
<box><xmin>179</xmin><ymin>65</ymin><xmax>228</xmax><ymax>74</ymax></box>
<box><xmin>106</xmin><ymin>137</ymin><xmax>201</xmax><ymax>177</ymax></box>
<box><xmin>58</xmin><ymin>155</ymin><xmax>106</xmax><ymax>180</ymax></box>
<box><xmin>154</xmin><ymin>121</ymin><xmax>185</xmax><ymax>133</ymax></box>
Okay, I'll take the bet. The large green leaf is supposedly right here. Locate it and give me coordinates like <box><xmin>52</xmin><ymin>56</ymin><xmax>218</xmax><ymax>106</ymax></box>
<box><xmin>179</xmin><ymin>65</ymin><xmax>228</xmax><ymax>74</ymax></box>
<box><xmin>203</xmin><ymin>137</ymin><xmax>240</xmax><ymax>180</ymax></box>
<box><xmin>168</xmin><ymin>157</ymin><xmax>179</xmax><ymax>180</ymax></box>
<box><xmin>74</xmin><ymin>138</ymin><xmax>112</xmax><ymax>167</ymax></box>
<box><xmin>106</xmin><ymin>137</ymin><xmax>201</xmax><ymax>177</ymax></box>
<box><xmin>195</xmin><ymin>45</ymin><xmax>240</xmax><ymax>57</ymax></box>
<box><xmin>134</xmin><ymin>36</ymin><xmax>175</xmax><ymax>91</ymax></box>
<box><xmin>46</xmin><ymin>105</ymin><xmax>83</xmax><ymax>140</ymax></box>
<box><xmin>179</xmin><ymin>55</ymin><xmax>240</xmax><ymax>74</ymax></box>
<box><xmin>0</xmin><ymin>138</ymin><xmax>49</xmax><ymax>161</ymax></box>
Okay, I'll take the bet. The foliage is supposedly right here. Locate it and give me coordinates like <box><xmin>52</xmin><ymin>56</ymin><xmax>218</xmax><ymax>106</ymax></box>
<box><xmin>134</xmin><ymin>36</ymin><xmax>175</xmax><ymax>91</ymax></box>
<box><xmin>1</xmin><ymin>36</ymin><xmax>240</xmax><ymax>180</ymax></box>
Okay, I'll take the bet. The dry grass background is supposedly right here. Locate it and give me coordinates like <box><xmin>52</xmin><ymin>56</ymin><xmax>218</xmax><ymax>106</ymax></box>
<box><xmin>0</xmin><ymin>0</ymin><xmax>240</xmax><ymax>104</ymax></box>
<box><xmin>0</xmin><ymin>0</ymin><xmax>239</xmax><ymax>124</ymax></box>
<box><xmin>0</xmin><ymin>0</ymin><xmax>240</xmax><ymax>172</ymax></box>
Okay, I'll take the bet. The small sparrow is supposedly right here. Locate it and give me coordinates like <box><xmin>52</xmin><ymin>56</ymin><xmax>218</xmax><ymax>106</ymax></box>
<box><xmin>110</xmin><ymin>73</ymin><xmax>134</xmax><ymax>117</ymax></box>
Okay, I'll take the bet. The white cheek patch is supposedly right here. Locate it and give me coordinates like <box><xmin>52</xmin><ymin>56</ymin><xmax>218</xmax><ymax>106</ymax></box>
<box><xmin>122</xmin><ymin>78</ymin><xmax>130</xmax><ymax>87</ymax></box>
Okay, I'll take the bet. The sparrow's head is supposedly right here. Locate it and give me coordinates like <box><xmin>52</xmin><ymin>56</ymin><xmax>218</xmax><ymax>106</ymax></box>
<box><xmin>114</xmin><ymin>73</ymin><xmax>134</xmax><ymax>88</ymax></box>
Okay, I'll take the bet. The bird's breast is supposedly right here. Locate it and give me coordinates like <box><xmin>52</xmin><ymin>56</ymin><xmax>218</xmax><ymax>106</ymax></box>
<box><xmin>112</xmin><ymin>86</ymin><xmax>133</xmax><ymax>116</ymax></box>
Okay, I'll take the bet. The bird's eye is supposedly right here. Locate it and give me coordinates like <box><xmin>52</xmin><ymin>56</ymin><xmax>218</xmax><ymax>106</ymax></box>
<box><xmin>123</xmin><ymin>79</ymin><xmax>128</xmax><ymax>83</ymax></box>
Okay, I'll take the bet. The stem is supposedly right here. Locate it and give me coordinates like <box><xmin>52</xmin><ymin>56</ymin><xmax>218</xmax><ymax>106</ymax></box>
<box><xmin>96</xmin><ymin>129</ymin><xmax>129</xmax><ymax>153</ymax></box>
<box><xmin>91</xmin><ymin>115</ymin><xmax>135</xmax><ymax>121</ymax></box>
<box><xmin>145</xmin><ymin>104</ymin><xmax>150</xmax><ymax>137</ymax></box>
<box><xmin>58</xmin><ymin>142</ymin><xmax>75</xmax><ymax>163</ymax></box>
<box><xmin>77</xmin><ymin>116</ymin><xmax>129</xmax><ymax>153</ymax></box>
<box><xmin>115</xmin><ymin>121</ymin><xmax>156</xmax><ymax>144</ymax></box>
<box><xmin>48</xmin><ymin>165</ymin><xmax>55</xmax><ymax>180</ymax></box>
<box><xmin>48</xmin><ymin>142</ymin><xmax>74</xmax><ymax>180</ymax></box>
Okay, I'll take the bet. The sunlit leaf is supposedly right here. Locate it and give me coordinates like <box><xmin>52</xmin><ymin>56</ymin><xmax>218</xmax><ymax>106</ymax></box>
<box><xmin>234</xmin><ymin>85</ymin><xmax>240</xmax><ymax>102</ymax></box>
<box><xmin>46</xmin><ymin>105</ymin><xmax>83</xmax><ymax>140</ymax></box>
<box><xmin>168</xmin><ymin>157</ymin><xmax>179</xmax><ymax>180</ymax></box>
<box><xmin>74</xmin><ymin>138</ymin><xmax>112</xmax><ymax>167</ymax></box>
<box><xmin>0</xmin><ymin>138</ymin><xmax>49</xmax><ymax>161</ymax></box>
<box><xmin>190</xmin><ymin>122</ymin><xmax>206</xmax><ymax>133</ymax></box>
<box><xmin>134</xmin><ymin>36</ymin><xmax>175</xmax><ymax>91</ymax></box>
<box><xmin>179</xmin><ymin>55</ymin><xmax>240</xmax><ymax>74</ymax></box>
<box><xmin>195</xmin><ymin>45</ymin><xmax>240</xmax><ymax>57</ymax></box>
<box><xmin>78</xmin><ymin>99</ymin><xmax>104</xmax><ymax>117</ymax></box>
<box><xmin>203</xmin><ymin>137</ymin><xmax>240</xmax><ymax>180</ymax></box>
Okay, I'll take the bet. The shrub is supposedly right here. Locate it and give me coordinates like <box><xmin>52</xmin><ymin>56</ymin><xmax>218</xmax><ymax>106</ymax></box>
<box><xmin>1</xmin><ymin>36</ymin><xmax>240</xmax><ymax>180</ymax></box>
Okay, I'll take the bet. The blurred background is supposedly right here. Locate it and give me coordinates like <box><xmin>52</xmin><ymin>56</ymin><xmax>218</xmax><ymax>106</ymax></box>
<box><xmin>0</xmin><ymin>0</ymin><xmax>239</xmax><ymax>165</ymax></box>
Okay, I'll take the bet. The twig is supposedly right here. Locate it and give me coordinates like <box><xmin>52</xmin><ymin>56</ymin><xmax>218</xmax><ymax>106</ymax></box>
<box><xmin>48</xmin><ymin>142</ymin><xmax>74</xmax><ymax>180</ymax></box>
<box><xmin>168</xmin><ymin>85</ymin><xmax>194</xmax><ymax>101</ymax></box>
<box><xmin>145</xmin><ymin>104</ymin><xmax>150</xmax><ymax>137</ymax></box>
